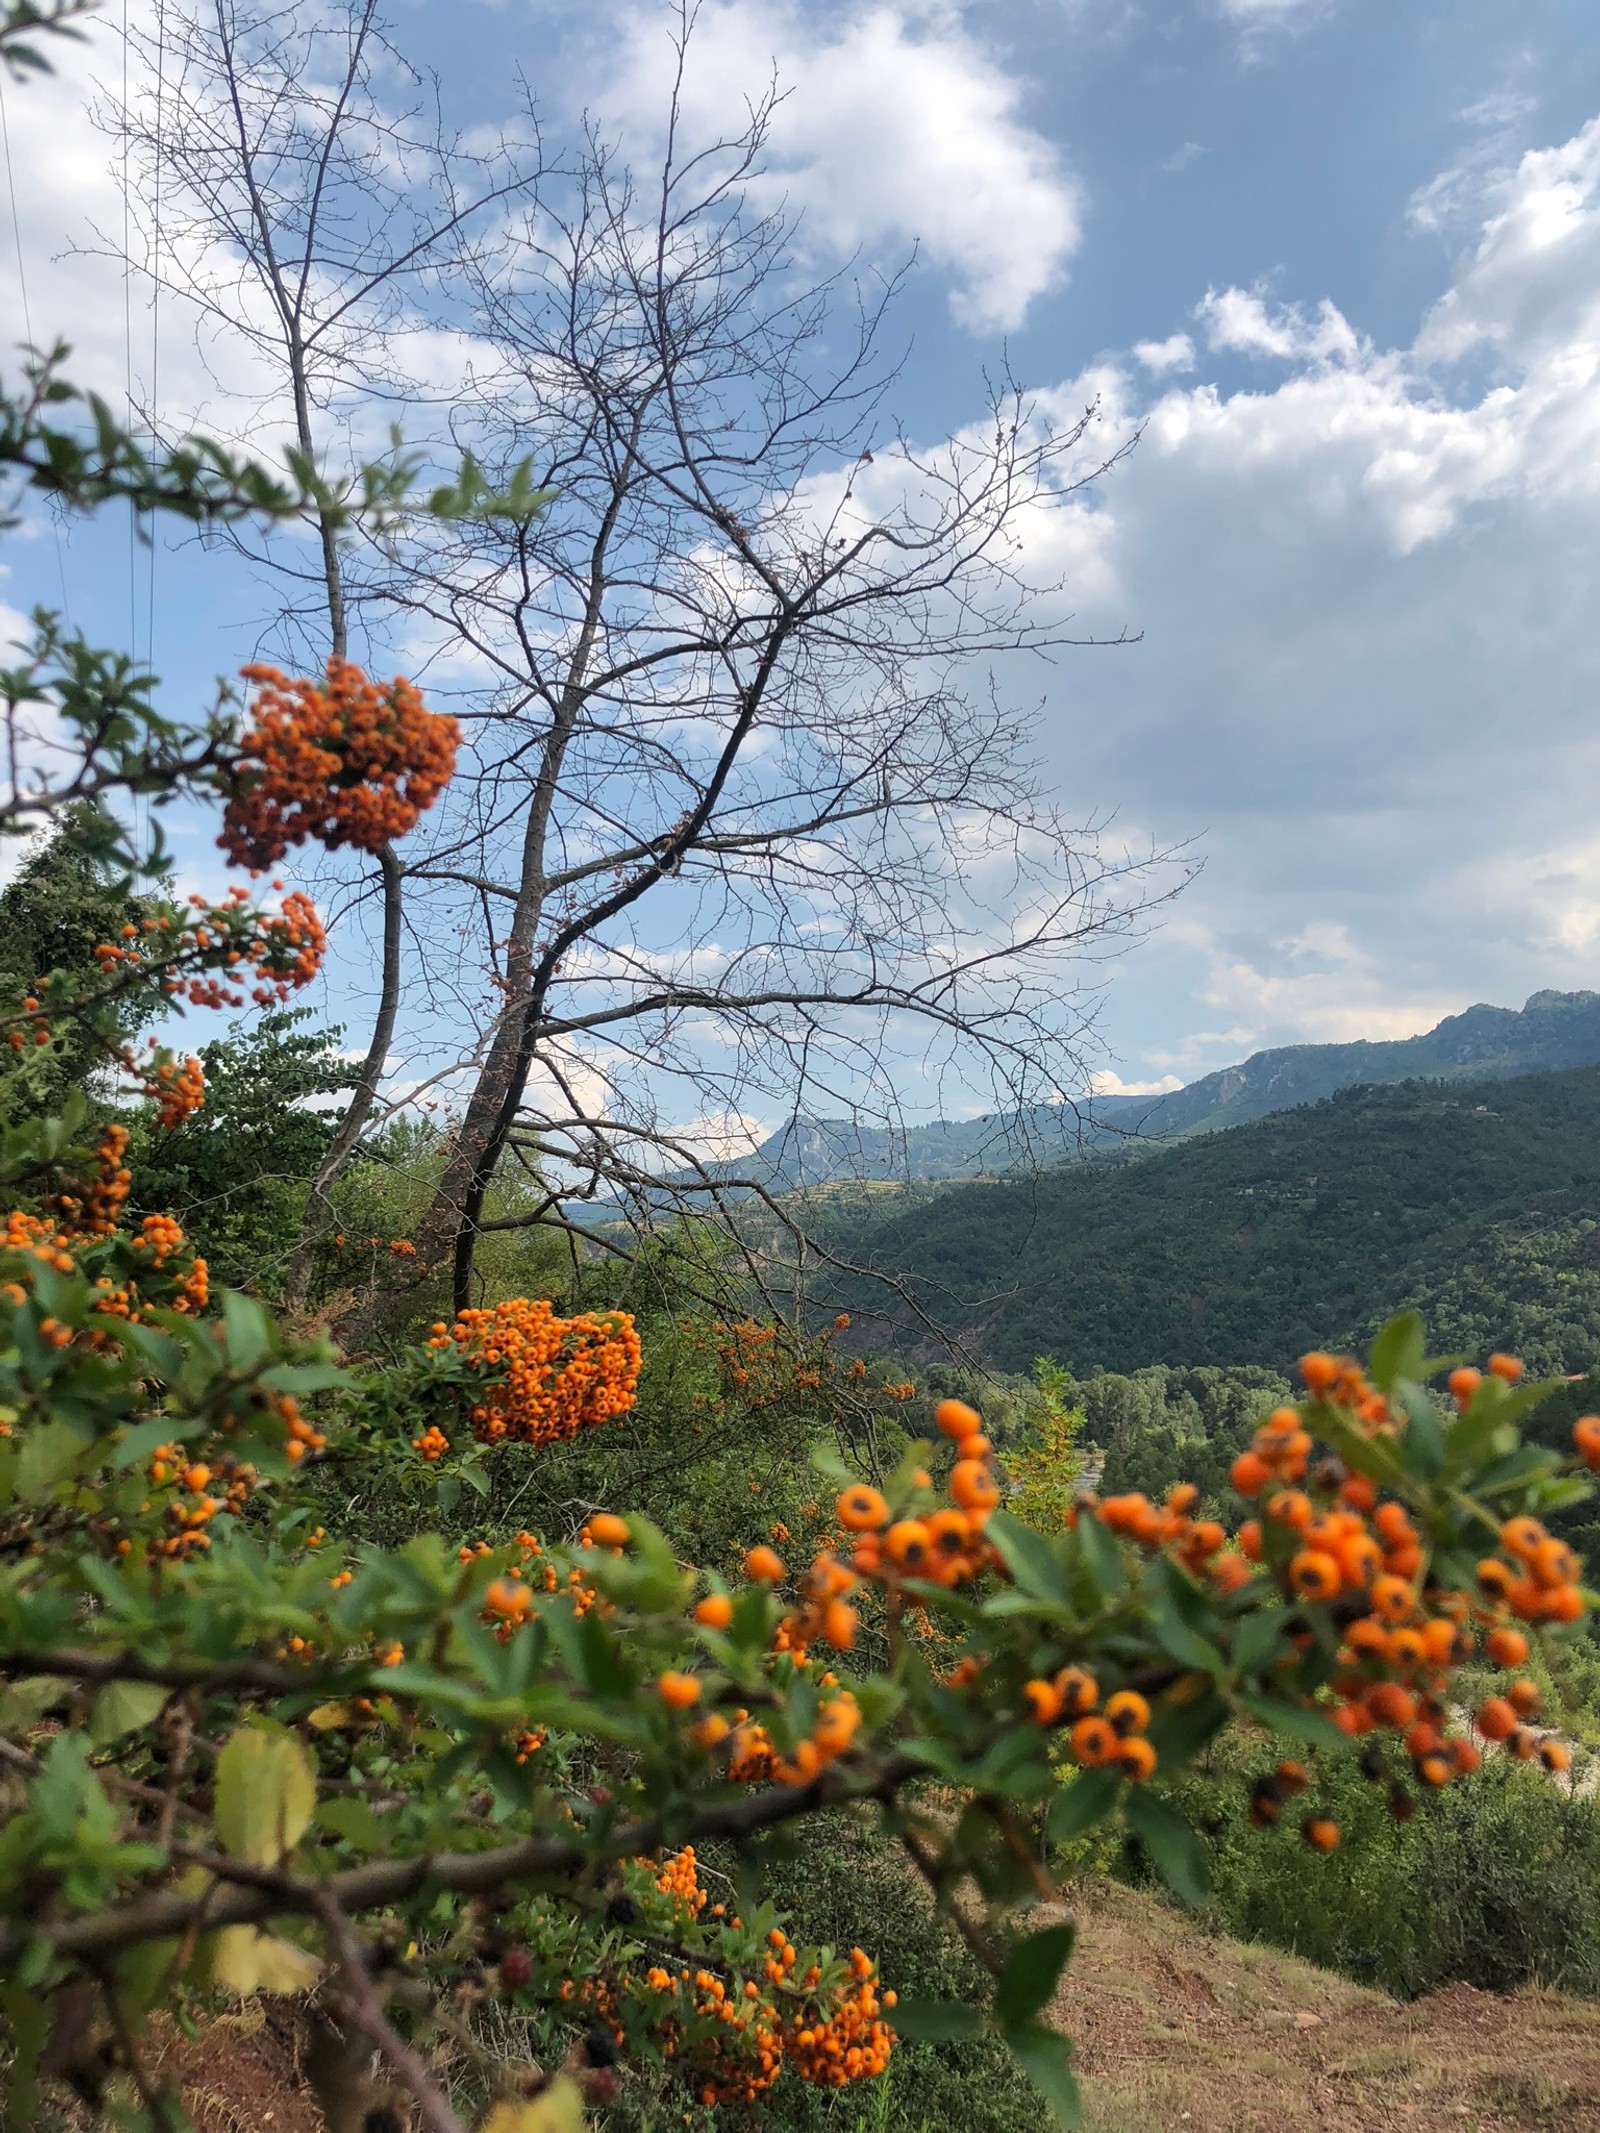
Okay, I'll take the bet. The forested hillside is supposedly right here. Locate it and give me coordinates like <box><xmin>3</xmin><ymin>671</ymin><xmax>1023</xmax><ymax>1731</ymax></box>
<box><xmin>718</xmin><ymin>987</ymin><xmax>1600</xmax><ymax>1189</ymax></box>
<box><xmin>832</xmin><ymin>1065</ymin><xmax>1600</xmax><ymax>1376</ymax></box>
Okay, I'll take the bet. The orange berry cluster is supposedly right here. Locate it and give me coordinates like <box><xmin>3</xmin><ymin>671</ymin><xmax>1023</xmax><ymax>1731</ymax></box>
<box><xmin>427</xmin><ymin>1299</ymin><xmax>641</xmax><ymax>1446</ymax></box>
<box><xmin>221</xmin><ymin>660</ymin><xmax>459</xmax><ymax>867</ymax></box>
<box><xmin>411</xmin><ymin>1424</ymin><xmax>449</xmax><ymax>1462</ymax></box>
<box><xmin>89</xmin><ymin>886</ymin><xmax>328</xmax><ymax>1012</ymax></box>
<box><xmin>1023</xmin><ymin>1672</ymin><xmax>1159</xmax><ymax>1781</ymax></box>
<box><xmin>44</xmin><ymin>1123</ymin><xmax>132</xmax><ymax>1241</ymax></box>
<box><xmin>277</xmin><ymin>1393</ymin><xmax>327</xmax><ymax>1465</ymax></box>
<box><xmin>630</xmin><ymin>1851</ymin><xmax>892</xmax><ymax>2105</ymax></box>
<box><xmin>137</xmin><ymin>1052</ymin><xmax>206</xmax><ymax>1131</ymax></box>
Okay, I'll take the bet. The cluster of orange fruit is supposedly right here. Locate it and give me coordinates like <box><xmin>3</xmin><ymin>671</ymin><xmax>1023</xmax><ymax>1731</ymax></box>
<box><xmin>221</xmin><ymin>660</ymin><xmax>460</xmax><ymax>868</ymax></box>
<box><xmin>87</xmin><ymin>885</ymin><xmax>328</xmax><ymax>1012</ymax></box>
<box><xmin>627</xmin><ymin>1850</ymin><xmax>892</xmax><ymax>2105</ymax></box>
<box><xmin>128</xmin><ymin>1441</ymin><xmax>256</xmax><ymax>1561</ymax></box>
<box><xmin>425</xmin><ymin>1299</ymin><xmax>642</xmax><ymax>1446</ymax></box>
<box><xmin>136</xmin><ymin>1051</ymin><xmax>206</xmax><ymax>1131</ymax></box>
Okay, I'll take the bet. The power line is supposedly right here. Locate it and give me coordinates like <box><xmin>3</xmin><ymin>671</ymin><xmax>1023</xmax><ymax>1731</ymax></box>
<box><xmin>0</xmin><ymin>63</ymin><xmax>72</xmax><ymax>624</ymax></box>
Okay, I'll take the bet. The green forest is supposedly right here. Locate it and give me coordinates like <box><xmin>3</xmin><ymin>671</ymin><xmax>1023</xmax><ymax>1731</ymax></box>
<box><xmin>828</xmin><ymin>1066</ymin><xmax>1600</xmax><ymax>1379</ymax></box>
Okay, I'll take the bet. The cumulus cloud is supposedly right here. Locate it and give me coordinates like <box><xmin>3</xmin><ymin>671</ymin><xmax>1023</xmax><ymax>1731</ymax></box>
<box><xmin>1133</xmin><ymin>333</ymin><xmax>1195</xmax><ymax>374</ymax></box>
<box><xmin>1009</xmin><ymin>108</ymin><xmax>1600</xmax><ymax>1079</ymax></box>
<box><xmin>595</xmin><ymin>1</ymin><xmax>1081</xmax><ymax>331</ymax></box>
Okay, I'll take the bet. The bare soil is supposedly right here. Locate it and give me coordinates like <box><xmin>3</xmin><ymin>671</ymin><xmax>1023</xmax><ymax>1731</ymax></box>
<box><xmin>1062</xmin><ymin>1880</ymin><xmax>1600</xmax><ymax>2132</ymax></box>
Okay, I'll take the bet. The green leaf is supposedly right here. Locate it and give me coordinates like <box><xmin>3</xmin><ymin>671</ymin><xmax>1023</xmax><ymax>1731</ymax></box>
<box><xmin>16</xmin><ymin>1418</ymin><xmax>90</xmax><ymax>1501</ymax></box>
<box><xmin>1124</xmin><ymin>1787</ymin><xmax>1210</xmax><ymax>1906</ymax></box>
<box><xmin>886</xmin><ymin>1996</ymin><xmax>985</xmax><ymax>2043</ymax></box>
<box><xmin>985</xmin><ymin>1512</ymin><xmax>1071</xmax><ymax>1607</ymax></box>
<box><xmin>89</xmin><ymin>1680</ymin><xmax>168</xmax><ymax>1745</ymax></box>
<box><xmin>1144</xmin><ymin>1688</ymin><xmax>1230</xmax><ymax>1769</ymax></box>
<box><xmin>1230</xmin><ymin>1606</ymin><xmax>1287</xmax><ymax>1679</ymax></box>
<box><xmin>1005</xmin><ymin>2023</ymin><xmax>1082</xmax><ymax>2129</ymax></box>
<box><xmin>1146</xmin><ymin>1600</ymin><xmax>1225</xmax><ymax>1679</ymax></box>
<box><xmin>220</xmin><ymin>1291</ymin><xmax>272</xmax><ymax>1373</ymax></box>
<box><xmin>1399</xmin><ymin>1386</ymin><xmax>1443</xmax><ymax>1479</ymax></box>
<box><xmin>214</xmin><ymin>1723</ymin><xmax>316</xmax><ymax>1866</ymax></box>
<box><xmin>1047</xmin><ymin>1766</ymin><xmax>1121</xmax><ymax>1844</ymax></box>
<box><xmin>995</xmin><ymin>1921</ymin><xmax>1077</xmax><ymax>2028</ymax></box>
<box><xmin>1236</xmin><ymin>1692</ymin><xmax>1350</xmax><ymax>1752</ymax></box>
<box><xmin>1367</xmin><ymin>1312</ymin><xmax>1425</xmax><ymax>1392</ymax></box>
<box><xmin>1074</xmin><ymin>1512</ymin><xmax>1123</xmax><ymax>1602</ymax></box>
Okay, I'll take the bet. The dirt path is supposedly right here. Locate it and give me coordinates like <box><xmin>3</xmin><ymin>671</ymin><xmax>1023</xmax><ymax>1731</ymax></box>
<box><xmin>1061</xmin><ymin>1881</ymin><xmax>1600</xmax><ymax>2132</ymax></box>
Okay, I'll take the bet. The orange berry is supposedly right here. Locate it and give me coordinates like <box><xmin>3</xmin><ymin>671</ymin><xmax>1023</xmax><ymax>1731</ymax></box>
<box><xmin>1574</xmin><ymin>1415</ymin><xmax>1600</xmax><ymax>1470</ymax></box>
<box><xmin>1023</xmin><ymin>1678</ymin><xmax>1064</xmax><ymax>1725</ymax></box>
<box><xmin>1237</xmin><ymin>1518</ymin><xmax>1264</xmax><ymax>1562</ymax></box>
<box><xmin>957</xmin><ymin>1433</ymin><xmax>991</xmax><ymax>1460</ymax></box>
<box><xmin>1487</xmin><ymin>1352</ymin><xmax>1523</xmax><ymax>1382</ymax></box>
<box><xmin>657</xmin><ymin>1671</ymin><xmax>702</xmax><ymax>1710</ymax></box>
<box><xmin>1416</xmin><ymin>1752</ymin><xmax>1453</xmax><ymax>1789</ymax></box>
<box><xmin>1230</xmin><ymin>1451</ymin><xmax>1271</xmax><ymax>1496</ymax></box>
<box><xmin>1289</xmin><ymin>1549</ymin><xmax>1341</xmax><ymax>1602</ymax></box>
<box><xmin>1302</xmin><ymin>1816</ymin><xmax>1340</xmax><ymax>1851</ymax></box>
<box><xmin>884</xmin><ymin>1519</ymin><xmax>933</xmax><ymax>1572</ymax></box>
<box><xmin>1447</xmin><ymin>1366</ymin><xmax>1482</xmax><ymax>1404</ymax></box>
<box><xmin>1299</xmin><ymin>1353</ymin><xmax>1339</xmax><ymax>1392</ymax></box>
<box><xmin>934</xmin><ymin>1398</ymin><xmax>982</xmax><ymax>1441</ymax></box>
<box><xmin>837</xmin><ymin>1485</ymin><xmax>888</xmax><ymax>1531</ymax></box>
<box><xmin>1500</xmin><ymin>1516</ymin><xmax>1545</xmax><ymax>1563</ymax></box>
<box><xmin>1486</xmin><ymin>1626</ymin><xmax>1528</xmax><ymax>1668</ymax></box>
<box><xmin>745</xmin><ymin>1545</ymin><xmax>785</xmax><ymax>1583</ymax></box>
<box><xmin>1340</xmin><ymin>1473</ymin><xmax>1378</xmax><ymax>1513</ymax></box>
<box><xmin>1371</xmin><ymin>1574</ymin><xmax>1416</xmax><ymax>1623</ymax></box>
<box><xmin>821</xmin><ymin>1598</ymin><xmax>857</xmax><ymax>1649</ymax></box>
<box><xmin>1450</xmin><ymin>1737</ymin><xmax>1481</xmax><ymax>1776</ymax></box>
<box><xmin>1508</xmin><ymin>1678</ymin><xmax>1541</xmax><ymax>1718</ymax></box>
<box><xmin>1368</xmin><ymin>1682</ymin><xmax>1418</xmax><ymax>1730</ymax></box>
<box><xmin>1115</xmin><ymin>1736</ymin><xmax>1157</xmax><ymax>1782</ymax></box>
<box><xmin>695</xmin><ymin>1594</ymin><xmax>734</xmax><ymax>1630</ymax></box>
<box><xmin>1070</xmin><ymin>1715</ymin><xmax>1116</xmax><ymax>1767</ymax></box>
<box><xmin>587</xmin><ymin>1512</ymin><xmax>630</xmax><ymax>1549</ymax></box>
<box><xmin>1539</xmin><ymin>1739</ymin><xmax>1572</xmax><ymax>1774</ymax></box>
<box><xmin>950</xmin><ymin>1460</ymin><xmax>999</xmax><ymax>1514</ymax></box>
<box><xmin>1104</xmin><ymin>1689</ymin><xmax>1151</xmax><ymax>1737</ymax></box>
<box><xmin>1054</xmin><ymin>1666</ymin><xmax>1098</xmax><ymax>1717</ymax></box>
<box><xmin>1476</xmin><ymin>1696</ymin><xmax>1517</xmax><ymax>1742</ymax></box>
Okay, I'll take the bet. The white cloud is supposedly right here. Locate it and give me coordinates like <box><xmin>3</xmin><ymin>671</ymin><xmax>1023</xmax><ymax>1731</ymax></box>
<box><xmin>596</xmin><ymin>2</ymin><xmax>1081</xmax><ymax>331</ymax></box>
<box><xmin>1133</xmin><ymin>333</ymin><xmax>1195</xmax><ymax>375</ymax></box>
<box><xmin>1197</xmin><ymin>286</ymin><xmax>1364</xmax><ymax>365</ymax></box>
<box><xmin>1088</xmin><ymin>1068</ymin><xmax>1184</xmax><ymax>1097</ymax></box>
<box><xmin>1007</xmin><ymin>107</ymin><xmax>1600</xmax><ymax>1079</ymax></box>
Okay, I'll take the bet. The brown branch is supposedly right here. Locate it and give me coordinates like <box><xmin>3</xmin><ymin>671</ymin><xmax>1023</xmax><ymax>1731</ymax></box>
<box><xmin>5</xmin><ymin>1747</ymin><xmax>921</xmax><ymax>1966</ymax></box>
<box><xmin>311</xmin><ymin>1889</ymin><xmax>468</xmax><ymax>2133</ymax></box>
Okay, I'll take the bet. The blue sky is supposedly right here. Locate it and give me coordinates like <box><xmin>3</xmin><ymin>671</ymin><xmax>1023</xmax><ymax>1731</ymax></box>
<box><xmin>5</xmin><ymin>0</ymin><xmax>1600</xmax><ymax>1131</ymax></box>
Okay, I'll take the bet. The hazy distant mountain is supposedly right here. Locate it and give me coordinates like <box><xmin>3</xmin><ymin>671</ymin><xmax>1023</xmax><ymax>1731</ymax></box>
<box><xmin>736</xmin><ymin>990</ymin><xmax>1600</xmax><ymax>1190</ymax></box>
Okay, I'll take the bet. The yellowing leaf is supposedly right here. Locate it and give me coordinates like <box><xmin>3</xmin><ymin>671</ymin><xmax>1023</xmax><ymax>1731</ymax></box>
<box><xmin>214</xmin><ymin>1723</ymin><xmax>316</xmax><ymax>1866</ymax></box>
<box><xmin>306</xmin><ymin>1701</ymin><xmax>351</xmax><ymax>1731</ymax></box>
<box><xmin>478</xmin><ymin>2077</ymin><xmax>585</xmax><ymax>2133</ymax></box>
<box><xmin>212</xmin><ymin>1926</ymin><xmax>323</xmax><ymax>1996</ymax></box>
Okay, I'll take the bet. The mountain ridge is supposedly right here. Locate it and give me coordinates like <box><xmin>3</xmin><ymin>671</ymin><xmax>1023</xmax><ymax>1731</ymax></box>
<box><xmin>740</xmin><ymin>988</ymin><xmax>1600</xmax><ymax>1189</ymax></box>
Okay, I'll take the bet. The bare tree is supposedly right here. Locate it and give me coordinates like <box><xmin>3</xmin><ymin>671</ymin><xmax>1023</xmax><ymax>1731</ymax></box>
<box><xmin>109</xmin><ymin>3</ymin><xmax>1188</xmax><ymax>1326</ymax></box>
<box><xmin>101</xmin><ymin>0</ymin><xmax>543</xmax><ymax>1301</ymax></box>
<box><xmin>352</xmin><ymin>29</ymin><xmax>1187</xmax><ymax>1318</ymax></box>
